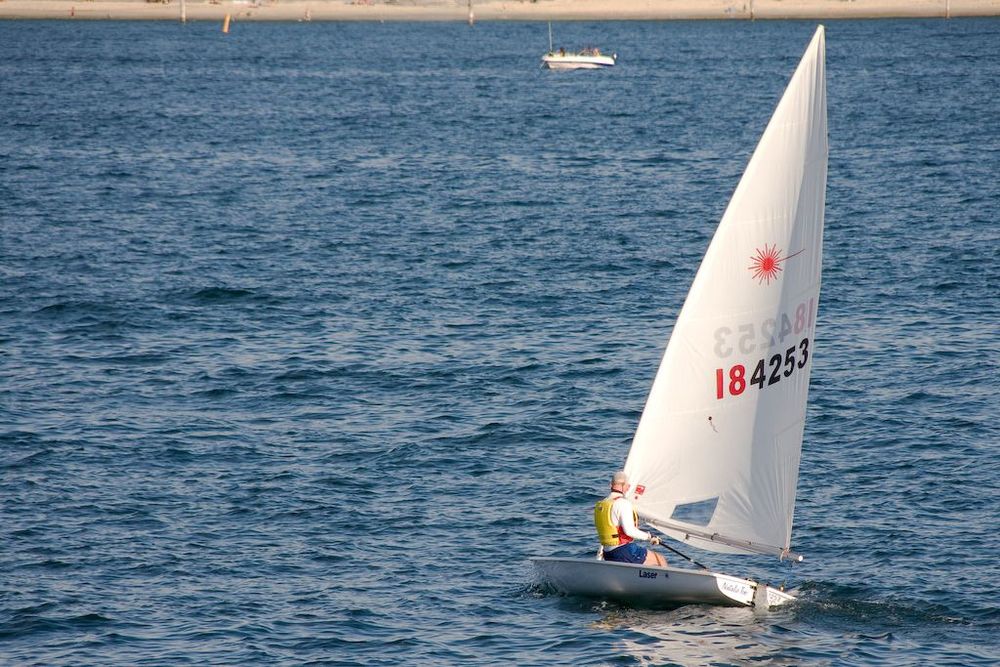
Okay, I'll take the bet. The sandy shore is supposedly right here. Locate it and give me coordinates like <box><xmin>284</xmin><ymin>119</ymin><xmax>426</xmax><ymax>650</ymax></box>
<box><xmin>1</xmin><ymin>0</ymin><xmax>998</xmax><ymax>21</ymax></box>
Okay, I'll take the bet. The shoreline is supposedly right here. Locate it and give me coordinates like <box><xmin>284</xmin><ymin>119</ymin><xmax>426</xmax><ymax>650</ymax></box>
<box><xmin>2</xmin><ymin>0</ymin><xmax>1000</xmax><ymax>21</ymax></box>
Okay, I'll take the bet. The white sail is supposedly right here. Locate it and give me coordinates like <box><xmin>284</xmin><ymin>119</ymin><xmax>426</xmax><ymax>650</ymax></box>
<box><xmin>624</xmin><ymin>27</ymin><xmax>828</xmax><ymax>558</ymax></box>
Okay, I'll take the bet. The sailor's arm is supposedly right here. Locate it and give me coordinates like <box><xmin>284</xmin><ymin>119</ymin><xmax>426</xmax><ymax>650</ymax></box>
<box><xmin>616</xmin><ymin>500</ymin><xmax>661</xmax><ymax>544</ymax></box>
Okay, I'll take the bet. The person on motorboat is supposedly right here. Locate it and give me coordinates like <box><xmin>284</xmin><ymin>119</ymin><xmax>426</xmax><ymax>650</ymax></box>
<box><xmin>594</xmin><ymin>471</ymin><xmax>667</xmax><ymax>566</ymax></box>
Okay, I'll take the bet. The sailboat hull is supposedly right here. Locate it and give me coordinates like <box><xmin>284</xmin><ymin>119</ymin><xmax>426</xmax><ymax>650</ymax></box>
<box><xmin>531</xmin><ymin>557</ymin><xmax>795</xmax><ymax>608</ymax></box>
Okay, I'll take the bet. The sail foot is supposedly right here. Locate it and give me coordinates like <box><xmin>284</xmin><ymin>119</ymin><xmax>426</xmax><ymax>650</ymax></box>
<box><xmin>651</xmin><ymin>519</ymin><xmax>803</xmax><ymax>562</ymax></box>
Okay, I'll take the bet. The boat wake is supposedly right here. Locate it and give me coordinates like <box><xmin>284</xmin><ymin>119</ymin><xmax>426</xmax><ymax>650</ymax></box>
<box><xmin>791</xmin><ymin>581</ymin><xmax>976</xmax><ymax>629</ymax></box>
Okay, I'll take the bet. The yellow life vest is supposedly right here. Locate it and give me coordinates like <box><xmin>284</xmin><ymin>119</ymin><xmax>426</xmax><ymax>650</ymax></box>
<box><xmin>593</xmin><ymin>494</ymin><xmax>639</xmax><ymax>548</ymax></box>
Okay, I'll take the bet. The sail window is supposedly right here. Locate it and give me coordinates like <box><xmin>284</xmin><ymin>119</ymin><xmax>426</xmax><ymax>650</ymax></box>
<box><xmin>670</xmin><ymin>497</ymin><xmax>719</xmax><ymax>527</ymax></box>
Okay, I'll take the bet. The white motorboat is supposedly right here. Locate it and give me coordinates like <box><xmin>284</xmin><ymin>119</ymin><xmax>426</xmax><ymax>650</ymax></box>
<box><xmin>542</xmin><ymin>48</ymin><xmax>616</xmax><ymax>71</ymax></box>
<box><xmin>541</xmin><ymin>22</ymin><xmax>615</xmax><ymax>70</ymax></box>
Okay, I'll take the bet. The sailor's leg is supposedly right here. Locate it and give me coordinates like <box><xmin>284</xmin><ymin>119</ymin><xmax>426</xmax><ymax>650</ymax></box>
<box><xmin>643</xmin><ymin>550</ymin><xmax>667</xmax><ymax>567</ymax></box>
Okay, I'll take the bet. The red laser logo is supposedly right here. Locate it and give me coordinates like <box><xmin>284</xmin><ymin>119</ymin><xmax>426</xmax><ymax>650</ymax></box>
<box><xmin>748</xmin><ymin>245</ymin><xmax>804</xmax><ymax>285</ymax></box>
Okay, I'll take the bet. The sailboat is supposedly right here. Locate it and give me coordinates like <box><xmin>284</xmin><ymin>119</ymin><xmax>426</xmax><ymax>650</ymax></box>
<box><xmin>532</xmin><ymin>26</ymin><xmax>828</xmax><ymax>608</ymax></box>
<box><xmin>541</xmin><ymin>21</ymin><xmax>616</xmax><ymax>70</ymax></box>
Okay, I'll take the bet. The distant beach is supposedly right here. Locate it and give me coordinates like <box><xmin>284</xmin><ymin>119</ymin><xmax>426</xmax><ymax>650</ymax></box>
<box><xmin>1</xmin><ymin>0</ymin><xmax>999</xmax><ymax>21</ymax></box>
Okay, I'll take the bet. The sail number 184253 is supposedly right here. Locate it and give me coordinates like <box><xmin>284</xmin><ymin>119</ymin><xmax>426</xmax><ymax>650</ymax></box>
<box><xmin>716</xmin><ymin>337</ymin><xmax>810</xmax><ymax>399</ymax></box>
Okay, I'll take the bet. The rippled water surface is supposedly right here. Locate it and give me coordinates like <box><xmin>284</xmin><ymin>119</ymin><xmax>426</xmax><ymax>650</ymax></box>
<box><xmin>2</xmin><ymin>17</ymin><xmax>998</xmax><ymax>665</ymax></box>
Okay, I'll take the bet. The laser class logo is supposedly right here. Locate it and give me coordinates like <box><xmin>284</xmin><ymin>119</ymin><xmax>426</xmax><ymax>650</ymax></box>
<box><xmin>748</xmin><ymin>244</ymin><xmax>804</xmax><ymax>285</ymax></box>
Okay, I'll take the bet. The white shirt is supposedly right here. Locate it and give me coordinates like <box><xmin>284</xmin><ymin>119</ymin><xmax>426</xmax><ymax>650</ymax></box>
<box><xmin>608</xmin><ymin>492</ymin><xmax>651</xmax><ymax>542</ymax></box>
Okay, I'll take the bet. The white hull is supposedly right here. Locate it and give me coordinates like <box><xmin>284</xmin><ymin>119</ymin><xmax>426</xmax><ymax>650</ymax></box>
<box><xmin>532</xmin><ymin>557</ymin><xmax>795</xmax><ymax>608</ymax></box>
<box><xmin>542</xmin><ymin>54</ymin><xmax>615</xmax><ymax>70</ymax></box>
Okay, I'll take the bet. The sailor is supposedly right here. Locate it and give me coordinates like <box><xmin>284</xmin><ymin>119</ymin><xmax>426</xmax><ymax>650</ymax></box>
<box><xmin>594</xmin><ymin>471</ymin><xmax>667</xmax><ymax>566</ymax></box>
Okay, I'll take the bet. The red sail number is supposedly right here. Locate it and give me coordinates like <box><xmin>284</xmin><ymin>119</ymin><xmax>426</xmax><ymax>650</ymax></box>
<box><xmin>715</xmin><ymin>364</ymin><xmax>746</xmax><ymax>399</ymax></box>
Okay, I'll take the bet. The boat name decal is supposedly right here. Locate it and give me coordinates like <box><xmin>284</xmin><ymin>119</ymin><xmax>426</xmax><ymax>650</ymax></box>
<box><xmin>721</xmin><ymin>580</ymin><xmax>750</xmax><ymax>596</ymax></box>
<box><xmin>713</xmin><ymin>297</ymin><xmax>816</xmax><ymax>359</ymax></box>
<box><xmin>715</xmin><ymin>337</ymin><xmax>810</xmax><ymax>400</ymax></box>
<box><xmin>638</xmin><ymin>570</ymin><xmax>658</xmax><ymax>579</ymax></box>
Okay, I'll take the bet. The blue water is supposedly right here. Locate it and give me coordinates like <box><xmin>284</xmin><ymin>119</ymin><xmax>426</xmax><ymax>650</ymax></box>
<box><xmin>2</xmin><ymin>17</ymin><xmax>998</xmax><ymax>665</ymax></box>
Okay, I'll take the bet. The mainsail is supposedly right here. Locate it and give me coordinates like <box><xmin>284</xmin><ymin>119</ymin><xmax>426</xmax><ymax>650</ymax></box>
<box><xmin>624</xmin><ymin>27</ymin><xmax>828</xmax><ymax>558</ymax></box>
